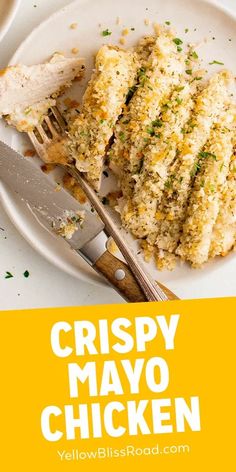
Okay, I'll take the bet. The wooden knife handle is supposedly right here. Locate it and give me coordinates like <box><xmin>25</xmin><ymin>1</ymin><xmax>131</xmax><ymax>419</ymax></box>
<box><xmin>94</xmin><ymin>250</ymin><xmax>179</xmax><ymax>303</ymax></box>
<box><xmin>94</xmin><ymin>250</ymin><xmax>146</xmax><ymax>303</ymax></box>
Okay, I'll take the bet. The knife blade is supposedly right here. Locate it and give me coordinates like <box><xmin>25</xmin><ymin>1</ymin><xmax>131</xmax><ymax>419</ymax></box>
<box><xmin>0</xmin><ymin>139</ymin><xmax>167</xmax><ymax>303</ymax></box>
<box><xmin>0</xmin><ymin>140</ymin><xmax>107</xmax><ymax>262</ymax></box>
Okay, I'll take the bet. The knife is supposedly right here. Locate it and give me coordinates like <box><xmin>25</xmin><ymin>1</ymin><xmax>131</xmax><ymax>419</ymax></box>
<box><xmin>0</xmin><ymin>140</ymin><xmax>154</xmax><ymax>302</ymax></box>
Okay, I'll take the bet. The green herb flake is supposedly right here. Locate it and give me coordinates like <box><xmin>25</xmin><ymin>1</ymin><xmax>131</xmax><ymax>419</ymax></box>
<box><xmin>198</xmin><ymin>151</ymin><xmax>217</xmax><ymax>160</ymax></box>
<box><xmin>176</xmin><ymin>97</ymin><xmax>183</xmax><ymax>105</ymax></box>
<box><xmin>191</xmin><ymin>162</ymin><xmax>201</xmax><ymax>177</ymax></box>
<box><xmin>101</xmin><ymin>29</ymin><xmax>112</xmax><ymax>37</ymax></box>
<box><xmin>185</xmin><ymin>28</ymin><xmax>189</xmax><ymax>33</ymax></box>
<box><xmin>191</xmin><ymin>50</ymin><xmax>198</xmax><ymax>59</ymax></box>
<box><xmin>210</xmin><ymin>185</ymin><xmax>215</xmax><ymax>193</ymax></box>
<box><xmin>137</xmin><ymin>66</ymin><xmax>147</xmax><ymax>86</ymax></box>
<box><xmin>151</xmin><ymin>119</ymin><xmax>163</xmax><ymax>128</ymax></box>
<box><xmin>177</xmin><ymin>46</ymin><xmax>183</xmax><ymax>52</ymax></box>
<box><xmin>165</xmin><ymin>21</ymin><xmax>171</xmax><ymax>25</ymax></box>
<box><xmin>5</xmin><ymin>271</ymin><xmax>13</xmax><ymax>279</ymax></box>
<box><xmin>193</xmin><ymin>76</ymin><xmax>203</xmax><ymax>81</ymax></box>
<box><xmin>173</xmin><ymin>38</ymin><xmax>183</xmax><ymax>46</ymax></box>
<box><xmin>146</xmin><ymin>127</ymin><xmax>155</xmax><ymax>136</ymax></box>
<box><xmin>119</xmin><ymin>131</ymin><xmax>126</xmax><ymax>142</ymax></box>
<box><xmin>126</xmin><ymin>85</ymin><xmax>136</xmax><ymax>102</ymax></box>
<box><xmin>164</xmin><ymin>177</ymin><xmax>174</xmax><ymax>189</ymax></box>
<box><xmin>164</xmin><ymin>180</ymin><xmax>172</xmax><ymax>189</ymax></box>
<box><xmin>186</xmin><ymin>69</ymin><xmax>193</xmax><ymax>75</ymax></box>
<box><xmin>23</xmin><ymin>270</ymin><xmax>30</xmax><ymax>278</ymax></box>
<box><xmin>209</xmin><ymin>60</ymin><xmax>224</xmax><ymax>65</ymax></box>
<box><xmin>138</xmin><ymin>67</ymin><xmax>147</xmax><ymax>77</ymax></box>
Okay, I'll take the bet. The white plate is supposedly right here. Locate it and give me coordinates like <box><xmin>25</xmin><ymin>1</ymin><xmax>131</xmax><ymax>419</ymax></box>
<box><xmin>0</xmin><ymin>0</ymin><xmax>21</xmax><ymax>42</ymax></box>
<box><xmin>0</xmin><ymin>0</ymin><xmax>236</xmax><ymax>299</ymax></box>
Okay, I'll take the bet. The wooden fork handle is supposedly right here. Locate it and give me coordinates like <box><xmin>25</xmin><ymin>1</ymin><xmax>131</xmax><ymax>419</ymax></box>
<box><xmin>94</xmin><ymin>250</ymin><xmax>147</xmax><ymax>303</ymax></box>
<box><xmin>155</xmin><ymin>282</ymin><xmax>179</xmax><ymax>300</ymax></box>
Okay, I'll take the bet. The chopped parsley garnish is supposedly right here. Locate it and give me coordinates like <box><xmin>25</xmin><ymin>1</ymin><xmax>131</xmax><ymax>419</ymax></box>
<box><xmin>100</xmin><ymin>119</ymin><xmax>106</xmax><ymax>124</ymax></box>
<box><xmin>5</xmin><ymin>271</ymin><xmax>13</xmax><ymax>279</ymax></box>
<box><xmin>191</xmin><ymin>162</ymin><xmax>201</xmax><ymax>177</ymax></box>
<box><xmin>119</xmin><ymin>131</ymin><xmax>126</xmax><ymax>142</ymax></box>
<box><xmin>176</xmin><ymin>97</ymin><xmax>183</xmax><ymax>105</ymax></box>
<box><xmin>173</xmin><ymin>38</ymin><xmax>183</xmax><ymax>46</ymax></box>
<box><xmin>146</xmin><ymin>120</ymin><xmax>162</xmax><ymax>136</ymax></box>
<box><xmin>138</xmin><ymin>67</ymin><xmax>147</xmax><ymax>76</ymax></box>
<box><xmin>126</xmin><ymin>85</ymin><xmax>137</xmax><ymax>102</ymax></box>
<box><xmin>190</xmin><ymin>50</ymin><xmax>198</xmax><ymax>59</ymax></box>
<box><xmin>185</xmin><ymin>69</ymin><xmax>193</xmax><ymax>75</ymax></box>
<box><xmin>152</xmin><ymin>119</ymin><xmax>163</xmax><ymax>128</ymax></box>
<box><xmin>210</xmin><ymin>185</ymin><xmax>215</xmax><ymax>193</ymax></box>
<box><xmin>146</xmin><ymin>126</ymin><xmax>155</xmax><ymax>136</ymax></box>
<box><xmin>138</xmin><ymin>67</ymin><xmax>147</xmax><ymax>86</ymax></box>
<box><xmin>176</xmin><ymin>85</ymin><xmax>185</xmax><ymax>92</ymax></box>
<box><xmin>164</xmin><ymin>176</ymin><xmax>175</xmax><ymax>189</ymax></box>
<box><xmin>165</xmin><ymin>21</ymin><xmax>171</xmax><ymax>25</ymax></box>
<box><xmin>198</xmin><ymin>151</ymin><xmax>217</xmax><ymax>160</ymax></box>
<box><xmin>164</xmin><ymin>180</ymin><xmax>172</xmax><ymax>189</ymax></box>
<box><xmin>23</xmin><ymin>270</ymin><xmax>30</xmax><ymax>278</ymax></box>
<box><xmin>185</xmin><ymin>28</ymin><xmax>189</xmax><ymax>33</ymax></box>
<box><xmin>101</xmin><ymin>29</ymin><xmax>112</xmax><ymax>36</ymax></box>
<box><xmin>177</xmin><ymin>46</ymin><xmax>182</xmax><ymax>52</ymax></box>
<box><xmin>209</xmin><ymin>60</ymin><xmax>224</xmax><ymax>65</ymax></box>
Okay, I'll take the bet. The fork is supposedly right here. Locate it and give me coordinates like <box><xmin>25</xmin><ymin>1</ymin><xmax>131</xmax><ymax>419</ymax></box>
<box><xmin>28</xmin><ymin>107</ymin><xmax>178</xmax><ymax>302</ymax></box>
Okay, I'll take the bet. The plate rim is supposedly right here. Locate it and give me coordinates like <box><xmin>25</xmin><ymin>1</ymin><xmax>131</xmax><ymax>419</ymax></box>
<box><xmin>1</xmin><ymin>0</ymin><xmax>236</xmax><ymax>291</ymax></box>
<box><xmin>0</xmin><ymin>0</ymin><xmax>21</xmax><ymax>43</ymax></box>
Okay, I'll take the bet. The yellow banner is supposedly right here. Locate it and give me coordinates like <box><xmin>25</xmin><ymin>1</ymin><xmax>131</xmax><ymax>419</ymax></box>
<box><xmin>0</xmin><ymin>297</ymin><xmax>235</xmax><ymax>470</ymax></box>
